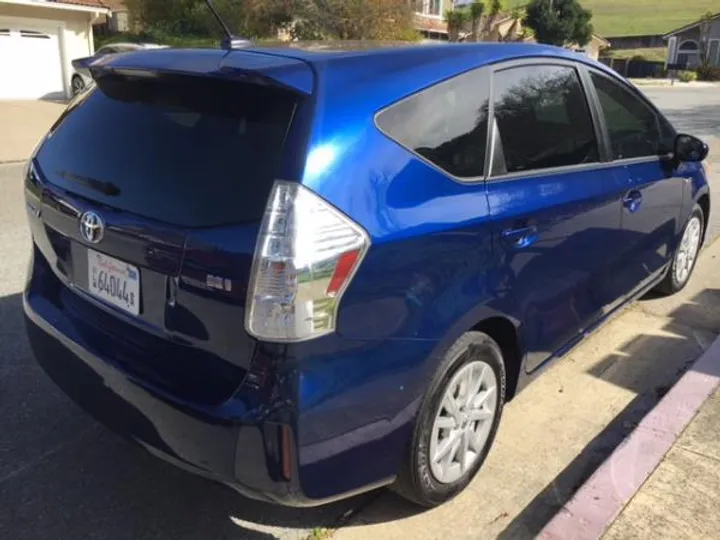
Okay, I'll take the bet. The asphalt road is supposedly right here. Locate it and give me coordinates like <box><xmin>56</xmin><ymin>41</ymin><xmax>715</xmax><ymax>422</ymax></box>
<box><xmin>1</xmin><ymin>85</ymin><xmax>719</xmax><ymax>540</ymax></box>
<box><xmin>642</xmin><ymin>85</ymin><xmax>720</xmax><ymax>244</ymax></box>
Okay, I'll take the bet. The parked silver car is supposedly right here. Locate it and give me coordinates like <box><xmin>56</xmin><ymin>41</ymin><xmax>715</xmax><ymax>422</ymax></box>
<box><xmin>71</xmin><ymin>43</ymin><xmax>168</xmax><ymax>96</ymax></box>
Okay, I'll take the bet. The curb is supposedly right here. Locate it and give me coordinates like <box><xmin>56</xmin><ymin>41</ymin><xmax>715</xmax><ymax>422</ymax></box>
<box><xmin>537</xmin><ymin>333</ymin><xmax>720</xmax><ymax>540</ymax></box>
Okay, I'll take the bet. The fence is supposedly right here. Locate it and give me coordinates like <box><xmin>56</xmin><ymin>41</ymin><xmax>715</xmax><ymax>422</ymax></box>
<box><xmin>598</xmin><ymin>57</ymin><xmax>666</xmax><ymax>79</ymax></box>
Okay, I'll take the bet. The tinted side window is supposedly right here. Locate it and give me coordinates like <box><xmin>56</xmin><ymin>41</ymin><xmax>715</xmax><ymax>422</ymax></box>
<box><xmin>492</xmin><ymin>65</ymin><xmax>598</xmax><ymax>175</ymax></box>
<box><xmin>376</xmin><ymin>68</ymin><xmax>489</xmax><ymax>178</ymax></box>
<box><xmin>590</xmin><ymin>72</ymin><xmax>672</xmax><ymax>159</ymax></box>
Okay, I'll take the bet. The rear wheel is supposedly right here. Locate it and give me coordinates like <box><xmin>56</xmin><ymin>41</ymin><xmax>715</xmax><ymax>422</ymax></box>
<box><xmin>656</xmin><ymin>204</ymin><xmax>704</xmax><ymax>295</ymax></box>
<box><xmin>393</xmin><ymin>331</ymin><xmax>506</xmax><ymax>507</ymax></box>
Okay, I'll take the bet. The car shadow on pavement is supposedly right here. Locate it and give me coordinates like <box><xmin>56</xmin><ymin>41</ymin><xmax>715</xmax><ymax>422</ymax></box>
<box><xmin>496</xmin><ymin>288</ymin><xmax>720</xmax><ymax>540</ymax></box>
<box><xmin>0</xmin><ymin>291</ymin><xmax>377</xmax><ymax>540</ymax></box>
<box><xmin>5</xmin><ymin>284</ymin><xmax>719</xmax><ymax>540</ymax></box>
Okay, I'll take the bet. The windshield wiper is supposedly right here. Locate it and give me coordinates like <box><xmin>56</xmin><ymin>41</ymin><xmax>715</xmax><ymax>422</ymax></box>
<box><xmin>57</xmin><ymin>170</ymin><xmax>122</xmax><ymax>197</ymax></box>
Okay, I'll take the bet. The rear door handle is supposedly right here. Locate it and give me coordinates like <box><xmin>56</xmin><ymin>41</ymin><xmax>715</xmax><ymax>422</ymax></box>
<box><xmin>623</xmin><ymin>190</ymin><xmax>643</xmax><ymax>213</ymax></box>
<box><xmin>502</xmin><ymin>225</ymin><xmax>538</xmax><ymax>248</ymax></box>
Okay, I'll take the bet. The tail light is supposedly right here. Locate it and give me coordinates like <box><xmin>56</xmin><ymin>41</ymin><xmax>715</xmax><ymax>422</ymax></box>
<box><xmin>246</xmin><ymin>181</ymin><xmax>369</xmax><ymax>342</ymax></box>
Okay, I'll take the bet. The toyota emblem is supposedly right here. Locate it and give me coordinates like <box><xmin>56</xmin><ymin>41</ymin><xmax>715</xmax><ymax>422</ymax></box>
<box><xmin>79</xmin><ymin>211</ymin><xmax>105</xmax><ymax>244</ymax></box>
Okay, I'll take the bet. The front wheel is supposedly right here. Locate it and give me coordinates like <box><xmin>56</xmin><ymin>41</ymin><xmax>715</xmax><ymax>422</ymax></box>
<box><xmin>392</xmin><ymin>331</ymin><xmax>506</xmax><ymax>507</ymax></box>
<box><xmin>656</xmin><ymin>204</ymin><xmax>704</xmax><ymax>295</ymax></box>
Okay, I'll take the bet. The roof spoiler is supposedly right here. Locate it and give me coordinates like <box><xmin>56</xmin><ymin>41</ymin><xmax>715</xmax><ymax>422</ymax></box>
<box><xmin>88</xmin><ymin>49</ymin><xmax>314</xmax><ymax>95</ymax></box>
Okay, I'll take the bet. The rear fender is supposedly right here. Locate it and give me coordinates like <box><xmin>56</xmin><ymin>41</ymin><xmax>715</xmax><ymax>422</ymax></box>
<box><xmin>419</xmin><ymin>300</ymin><xmax>524</xmax><ymax>386</ymax></box>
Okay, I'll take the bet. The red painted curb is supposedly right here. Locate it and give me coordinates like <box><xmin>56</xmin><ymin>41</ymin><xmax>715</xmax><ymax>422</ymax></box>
<box><xmin>537</xmin><ymin>334</ymin><xmax>720</xmax><ymax>540</ymax></box>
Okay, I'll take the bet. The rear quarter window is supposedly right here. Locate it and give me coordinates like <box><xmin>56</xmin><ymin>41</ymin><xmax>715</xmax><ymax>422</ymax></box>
<box><xmin>36</xmin><ymin>72</ymin><xmax>297</xmax><ymax>227</ymax></box>
<box><xmin>376</xmin><ymin>67</ymin><xmax>490</xmax><ymax>179</ymax></box>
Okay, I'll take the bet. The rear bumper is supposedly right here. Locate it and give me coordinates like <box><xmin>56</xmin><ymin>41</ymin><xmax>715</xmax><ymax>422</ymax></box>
<box><xmin>24</xmin><ymin>291</ymin><xmax>352</xmax><ymax>507</ymax></box>
<box><xmin>23</xmin><ymin>243</ymin><xmax>437</xmax><ymax>506</ymax></box>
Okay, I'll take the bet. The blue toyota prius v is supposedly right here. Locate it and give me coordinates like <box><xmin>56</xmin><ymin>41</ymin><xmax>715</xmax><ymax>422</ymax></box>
<box><xmin>23</xmin><ymin>41</ymin><xmax>710</xmax><ymax>508</ymax></box>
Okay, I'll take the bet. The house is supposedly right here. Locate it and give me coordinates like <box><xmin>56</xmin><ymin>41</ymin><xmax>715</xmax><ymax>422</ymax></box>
<box><xmin>663</xmin><ymin>11</ymin><xmax>720</xmax><ymax>68</ymax></box>
<box><xmin>413</xmin><ymin>1</ymin><xmax>608</xmax><ymax>60</ymax></box>
<box><xmin>567</xmin><ymin>34</ymin><xmax>611</xmax><ymax>61</ymax></box>
<box><xmin>413</xmin><ymin>0</ymin><xmax>451</xmax><ymax>41</ymax></box>
<box><xmin>0</xmin><ymin>0</ymin><xmax>110</xmax><ymax>100</ymax></box>
<box><xmin>605</xmin><ymin>34</ymin><xmax>665</xmax><ymax>51</ymax></box>
<box><xmin>486</xmin><ymin>14</ymin><xmax>527</xmax><ymax>42</ymax></box>
<box><xmin>93</xmin><ymin>0</ymin><xmax>130</xmax><ymax>34</ymax></box>
<box><xmin>413</xmin><ymin>0</ymin><xmax>526</xmax><ymax>42</ymax></box>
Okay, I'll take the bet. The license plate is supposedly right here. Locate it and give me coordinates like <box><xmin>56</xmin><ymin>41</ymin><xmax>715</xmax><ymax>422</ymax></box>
<box><xmin>87</xmin><ymin>249</ymin><xmax>140</xmax><ymax>316</ymax></box>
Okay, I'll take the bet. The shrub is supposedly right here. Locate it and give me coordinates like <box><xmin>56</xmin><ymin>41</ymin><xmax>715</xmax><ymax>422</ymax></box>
<box><xmin>696</xmin><ymin>63</ymin><xmax>720</xmax><ymax>81</ymax></box>
<box><xmin>677</xmin><ymin>70</ymin><xmax>698</xmax><ymax>83</ymax></box>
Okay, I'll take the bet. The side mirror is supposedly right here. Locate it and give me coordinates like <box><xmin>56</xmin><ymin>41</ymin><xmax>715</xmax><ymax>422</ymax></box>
<box><xmin>674</xmin><ymin>134</ymin><xmax>709</xmax><ymax>163</ymax></box>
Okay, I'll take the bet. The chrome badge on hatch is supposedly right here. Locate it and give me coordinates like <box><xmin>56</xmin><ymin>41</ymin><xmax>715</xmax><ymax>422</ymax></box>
<box><xmin>79</xmin><ymin>211</ymin><xmax>105</xmax><ymax>244</ymax></box>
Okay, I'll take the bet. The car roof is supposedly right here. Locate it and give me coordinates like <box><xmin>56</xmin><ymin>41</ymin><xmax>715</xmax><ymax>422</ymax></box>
<box><xmin>99</xmin><ymin>42</ymin><xmax>167</xmax><ymax>50</ymax></box>
<box><xmin>102</xmin><ymin>42</ymin><xmax>614</xmax><ymax>99</ymax></box>
<box><xmin>249</xmin><ymin>41</ymin><xmax>611</xmax><ymax>101</ymax></box>
<box><xmin>250</xmin><ymin>41</ymin><xmax>596</xmax><ymax>71</ymax></box>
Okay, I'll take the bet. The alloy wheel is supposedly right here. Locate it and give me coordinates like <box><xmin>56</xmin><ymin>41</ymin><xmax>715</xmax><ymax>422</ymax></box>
<box><xmin>429</xmin><ymin>360</ymin><xmax>498</xmax><ymax>484</ymax></box>
<box><xmin>72</xmin><ymin>77</ymin><xmax>85</xmax><ymax>96</ymax></box>
<box><xmin>675</xmin><ymin>215</ymin><xmax>702</xmax><ymax>285</ymax></box>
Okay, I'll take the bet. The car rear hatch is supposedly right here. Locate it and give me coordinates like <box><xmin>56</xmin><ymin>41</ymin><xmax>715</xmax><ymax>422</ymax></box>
<box><xmin>27</xmin><ymin>49</ymin><xmax>313</xmax><ymax>406</ymax></box>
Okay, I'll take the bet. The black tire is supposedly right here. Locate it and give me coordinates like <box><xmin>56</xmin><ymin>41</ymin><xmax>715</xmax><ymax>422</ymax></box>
<box><xmin>655</xmin><ymin>204</ymin><xmax>705</xmax><ymax>296</ymax></box>
<box><xmin>392</xmin><ymin>331</ymin><xmax>506</xmax><ymax>507</ymax></box>
<box><xmin>71</xmin><ymin>75</ymin><xmax>86</xmax><ymax>96</ymax></box>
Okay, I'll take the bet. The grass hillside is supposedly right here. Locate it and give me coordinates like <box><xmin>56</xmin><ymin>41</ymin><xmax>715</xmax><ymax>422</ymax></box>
<box><xmin>508</xmin><ymin>0</ymin><xmax>720</xmax><ymax>37</ymax></box>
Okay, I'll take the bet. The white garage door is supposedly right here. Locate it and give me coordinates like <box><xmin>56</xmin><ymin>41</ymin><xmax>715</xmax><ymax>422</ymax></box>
<box><xmin>0</xmin><ymin>23</ymin><xmax>64</xmax><ymax>100</ymax></box>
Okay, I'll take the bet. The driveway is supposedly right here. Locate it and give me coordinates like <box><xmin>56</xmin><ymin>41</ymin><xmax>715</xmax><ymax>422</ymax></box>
<box><xmin>1</xmin><ymin>85</ymin><xmax>719</xmax><ymax>540</ymax></box>
<box><xmin>0</xmin><ymin>101</ymin><xmax>66</xmax><ymax>163</ymax></box>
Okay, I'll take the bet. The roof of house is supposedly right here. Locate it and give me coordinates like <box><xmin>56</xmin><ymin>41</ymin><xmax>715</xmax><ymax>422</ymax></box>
<box><xmin>49</xmin><ymin>0</ymin><xmax>107</xmax><ymax>7</ymax></box>
<box><xmin>99</xmin><ymin>0</ymin><xmax>127</xmax><ymax>10</ymax></box>
<box><xmin>1</xmin><ymin>0</ymin><xmax>110</xmax><ymax>13</ymax></box>
<box><xmin>592</xmin><ymin>34</ymin><xmax>611</xmax><ymax>47</ymax></box>
<box><xmin>663</xmin><ymin>11</ymin><xmax>720</xmax><ymax>38</ymax></box>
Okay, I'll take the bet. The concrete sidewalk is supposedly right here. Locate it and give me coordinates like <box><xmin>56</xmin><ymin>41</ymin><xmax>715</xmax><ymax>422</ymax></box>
<box><xmin>328</xmin><ymin>237</ymin><xmax>720</xmax><ymax>540</ymax></box>
<box><xmin>604</xmin><ymin>386</ymin><xmax>720</xmax><ymax>540</ymax></box>
<box><xmin>631</xmin><ymin>79</ymin><xmax>720</xmax><ymax>88</ymax></box>
<box><xmin>0</xmin><ymin>100</ymin><xmax>65</xmax><ymax>163</ymax></box>
<box><xmin>540</xmin><ymin>313</ymin><xmax>720</xmax><ymax>540</ymax></box>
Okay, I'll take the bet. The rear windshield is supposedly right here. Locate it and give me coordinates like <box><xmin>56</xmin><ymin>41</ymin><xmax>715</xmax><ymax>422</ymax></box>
<box><xmin>36</xmin><ymin>72</ymin><xmax>297</xmax><ymax>227</ymax></box>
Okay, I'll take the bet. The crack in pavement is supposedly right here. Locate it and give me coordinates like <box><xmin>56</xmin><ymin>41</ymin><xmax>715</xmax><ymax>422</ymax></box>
<box><xmin>0</xmin><ymin>425</ymin><xmax>96</xmax><ymax>485</ymax></box>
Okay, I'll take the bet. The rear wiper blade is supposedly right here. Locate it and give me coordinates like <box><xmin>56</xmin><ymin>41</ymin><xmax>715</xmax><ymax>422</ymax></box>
<box><xmin>57</xmin><ymin>170</ymin><xmax>122</xmax><ymax>196</ymax></box>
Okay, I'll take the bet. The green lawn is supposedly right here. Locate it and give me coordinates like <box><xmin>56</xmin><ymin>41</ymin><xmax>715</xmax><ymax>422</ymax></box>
<box><xmin>607</xmin><ymin>47</ymin><xmax>667</xmax><ymax>62</ymax></box>
<box><xmin>508</xmin><ymin>0</ymin><xmax>720</xmax><ymax>37</ymax></box>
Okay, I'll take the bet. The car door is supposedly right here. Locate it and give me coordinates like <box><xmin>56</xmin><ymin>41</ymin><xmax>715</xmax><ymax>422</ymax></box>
<box><xmin>586</xmin><ymin>69</ymin><xmax>684</xmax><ymax>300</ymax></box>
<box><xmin>485</xmin><ymin>61</ymin><xmax>628</xmax><ymax>373</ymax></box>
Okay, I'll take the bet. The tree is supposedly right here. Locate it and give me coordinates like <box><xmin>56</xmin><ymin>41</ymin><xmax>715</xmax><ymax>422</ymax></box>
<box><xmin>290</xmin><ymin>0</ymin><xmax>418</xmax><ymax>41</ymax></box>
<box><xmin>444</xmin><ymin>7</ymin><xmax>468</xmax><ymax>43</ymax></box>
<box><xmin>481</xmin><ymin>0</ymin><xmax>502</xmax><ymax>40</ymax></box>
<box><xmin>524</xmin><ymin>0</ymin><xmax>592</xmax><ymax>47</ymax></box>
<box><xmin>124</xmin><ymin>0</ymin><xmax>293</xmax><ymax>39</ymax></box>
<box><xmin>469</xmin><ymin>2</ymin><xmax>484</xmax><ymax>42</ymax></box>
<box><xmin>124</xmin><ymin>0</ymin><xmax>419</xmax><ymax>42</ymax></box>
